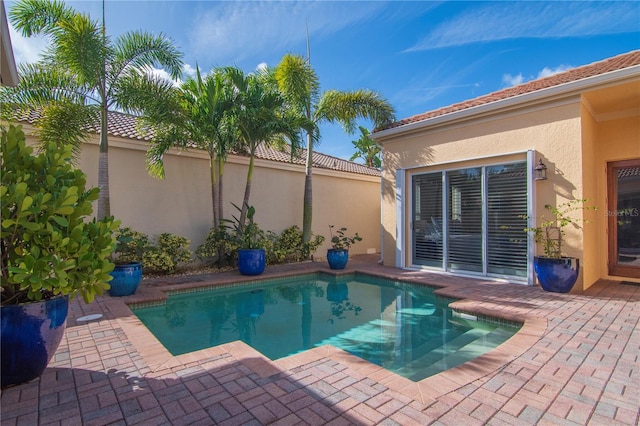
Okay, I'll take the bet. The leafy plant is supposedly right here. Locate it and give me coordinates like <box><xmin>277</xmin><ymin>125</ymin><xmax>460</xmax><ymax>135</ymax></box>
<box><xmin>1</xmin><ymin>125</ymin><xmax>119</xmax><ymax>305</ymax></box>
<box><xmin>112</xmin><ymin>226</ymin><xmax>192</xmax><ymax>274</ymax></box>
<box><xmin>144</xmin><ymin>233</ymin><xmax>192</xmax><ymax>274</ymax></box>
<box><xmin>267</xmin><ymin>226</ymin><xmax>325</xmax><ymax>264</ymax></box>
<box><xmin>111</xmin><ymin>226</ymin><xmax>151</xmax><ymax>264</ymax></box>
<box><xmin>196</xmin><ymin>224</ymin><xmax>239</xmax><ymax>267</ymax></box>
<box><xmin>230</xmin><ymin>203</ymin><xmax>265</xmax><ymax>250</ymax></box>
<box><xmin>523</xmin><ymin>199</ymin><xmax>597</xmax><ymax>258</ymax></box>
<box><xmin>329</xmin><ymin>225</ymin><xmax>362</xmax><ymax>251</ymax></box>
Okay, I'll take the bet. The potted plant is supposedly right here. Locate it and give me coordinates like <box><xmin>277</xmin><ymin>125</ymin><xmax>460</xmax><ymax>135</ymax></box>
<box><xmin>109</xmin><ymin>227</ymin><xmax>150</xmax><ymax>296</ymax></box>
<box><xmin>1</xmin><ymin>125</ymin><xmax>118</xmax><ymax>387</ymax></box>
<box><xmin>327</xmin><ymin>225</ymin><xmax>362</xmax><ymax>270</ymax></box>
<box><xmin>232</xmin><ymin>203</ymin><xmax>265</xmax><ymax>276</ymax></box>
<box><xmin>525</xmin><ymin>199</ymin><xmax>596</xmax><ymax>293</ymax></box>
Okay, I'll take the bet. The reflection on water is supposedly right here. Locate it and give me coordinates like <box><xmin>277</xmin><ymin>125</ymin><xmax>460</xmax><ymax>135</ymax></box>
<box><xmin>134</xmin><ymin>274</ymin><xmax>520</xmax><ymax>381</ymax></box>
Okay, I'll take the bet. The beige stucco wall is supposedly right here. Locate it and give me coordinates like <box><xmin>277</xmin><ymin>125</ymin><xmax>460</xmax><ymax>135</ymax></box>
<box><xmin>592</xmin><ymin>114</ymin><xmax>640</xmax><ymax>283</ymax></box>
<box><xmin>18</xmin><ymin>125</ymin><xmax>381</xmax><ymax>258</ymax></box>
<box><xmin>379</xmin><ymin>99</ymin><xmax>592</xmax><ymax>286</ymax></box>
<box><xmin>378</xmin><ymin>78</ymin><xmax>640</xmax><ymax>290</ymax></box>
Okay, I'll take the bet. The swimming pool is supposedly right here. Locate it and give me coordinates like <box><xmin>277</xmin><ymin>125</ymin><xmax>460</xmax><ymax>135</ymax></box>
<box><xmin>132</xmin><ymin>273</ymin><xmax>520</xmax><ymax>381</ymax></box>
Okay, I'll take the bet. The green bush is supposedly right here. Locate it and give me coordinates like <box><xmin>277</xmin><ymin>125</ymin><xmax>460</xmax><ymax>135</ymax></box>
<box><xmin>197</xmin><ymin>223</ymin><xmax>324</xmax><ymax>267</ymax></box>
<box><xmin>268</xmin><ymin>226</ymin><xmax>325</xmax><ymax>264</ymax></box>
<box><xmin>112</xmin><ymin>226</ymin><xmax>192</xmax><ymax>274</ymax></box>
<box><xmin>112</xmin><ymin>226</ymin><xmax>151</xmax><ymax>264</ymax></box>
<box><xmin>196</xmin><ymin>224</ymin><xmax>239</xmax><ymax>267</ymax></box>
<box><xmin>1</xmin><ymin>125</ymin><xmax>119</xmax><ymax>305</ymax></box>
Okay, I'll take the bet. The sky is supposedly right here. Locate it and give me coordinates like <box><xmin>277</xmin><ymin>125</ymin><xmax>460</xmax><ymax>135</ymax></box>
<box><xmin>6</xmin><ymin>0</ymin><xmax>640</xmax><ymax>162</ymax></box>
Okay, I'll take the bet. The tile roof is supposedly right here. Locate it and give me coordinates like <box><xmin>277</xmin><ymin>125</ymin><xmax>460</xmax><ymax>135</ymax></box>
<box><xmin>10</xmin><ymin>109</ymin><xmax>381</xmax><ymax>177</ymax></box>
<box><xmin>380</xmin><ymin>50</ymin><xmax>640</xmax><ymax>131</ymax></box>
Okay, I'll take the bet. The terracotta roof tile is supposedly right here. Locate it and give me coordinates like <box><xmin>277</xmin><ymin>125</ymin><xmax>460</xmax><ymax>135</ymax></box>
<box><xmin>10</xmin><ymin>109</ymin><xmax>380</xmax><ymax>177</ymax></box>
<box><xmin>381</xmin><ymin>50</ymin><xmax>640</xmax><ymax>131</ymax></box>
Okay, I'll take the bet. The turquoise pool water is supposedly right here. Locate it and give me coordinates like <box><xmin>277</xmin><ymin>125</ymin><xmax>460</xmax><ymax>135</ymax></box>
<box><xmin>132</xmin><ymin>273</ymin><xmax>520</xmax><ymax>381</ymax></box>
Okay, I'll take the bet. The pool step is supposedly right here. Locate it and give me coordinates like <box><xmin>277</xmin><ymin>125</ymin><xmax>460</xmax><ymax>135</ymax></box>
<box><xmin>398</xmin><ymin>327</ymin><xmax>515</xmax><ymax>380</ymax></box>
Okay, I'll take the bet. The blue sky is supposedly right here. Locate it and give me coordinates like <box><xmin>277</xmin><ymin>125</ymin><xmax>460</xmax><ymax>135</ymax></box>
<box><xmin>7</xmin><ymin>0</ymin><xmax>640</xmax><ymax>161</ymax></box>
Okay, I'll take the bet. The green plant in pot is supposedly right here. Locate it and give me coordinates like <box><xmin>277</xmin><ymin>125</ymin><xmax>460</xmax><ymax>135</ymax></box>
<box><xmin>524</xmin><ymin>199</ymin><xmax>597</xmax><ymax>293</ymax></box>
<box><xmin>327</xmin><ymin>225</ymin><xmax>362</xmax><ymax>270</ymax></box>
<box><xmin>109</xmin><ymin>227</ymin><xmax>150</xmax><ymax>296</ymax></box>
<box><xmin>231</xmin><ymin>203</ymin><xmax>265</xmax><ymax>275</ymax></box>
<box><xmin>1</xmin><ymin>125</ymin><xmax>118</xmax><ymax>387</ymax></box>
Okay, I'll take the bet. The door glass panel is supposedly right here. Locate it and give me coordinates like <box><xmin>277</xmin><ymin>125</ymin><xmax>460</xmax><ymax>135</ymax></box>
<box><xmin>486</xmin><ymin>163</ymin><xmax>528</xmax><ymax>277</ymax></box>
<box><xmin>447</xmin><ymin>168</ymin><xmax>482</xmax><ymax>272</ymax></box>
<box><xmin>412</xmin><ymin>173</ymin><xmax>443</xmax><ymax>267</ymax></box>
<box><xmin>616</xmin><ymin>165</ymin><xmax>640</xmax><ymax>269</ymax></box>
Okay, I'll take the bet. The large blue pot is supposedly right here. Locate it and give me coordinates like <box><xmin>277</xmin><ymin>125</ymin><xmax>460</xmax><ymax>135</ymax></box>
<box><xmin>109</xmin><ymin>262</ymin><xmax>142</xmax><ymax>296</ymax></box>
<box><xmin>238</xmin><ymin>249</ymin><xmax>265</xmax><ymax>276</ymax></box>
<box><xmin>1</xmin><ymin>295</ymin><xmax>69</xmax><ymax>387</ymax></box>
<box><xmin>327</xmin><ymin>249</ymin><xmax>349</xmax><ymax>270</ymax></box>
<box><xmin>534</xmin><ymin>256</ymin><xmax>580</xmax><ymax>293</ymax></box>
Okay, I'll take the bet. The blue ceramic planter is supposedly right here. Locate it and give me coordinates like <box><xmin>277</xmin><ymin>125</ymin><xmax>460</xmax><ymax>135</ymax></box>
<box><xmin>109</xmin><ymin>262</ymin><xmax>142</xmax><ymax>297</ymax></box>
<box><xmin>1</xmin><ymin>295</ymin><xmax>69</xmax><ymax>387</ymax></box>
<box><xmin>238</xmin><ymin>249</ymin><xmax>265</xmax><ymax>276</ymax></box>
<box><xmin>327</xmin><ymin>249</ymin><xmax>349</xmax><ymax>270</ymax></box>
<box><xmin>534</xmin><ymin>256</ymin><xmax>580</xmax><ymax>293</ymax></box>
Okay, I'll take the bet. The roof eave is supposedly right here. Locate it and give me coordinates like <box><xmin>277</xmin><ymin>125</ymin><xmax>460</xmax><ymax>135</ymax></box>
<box><xmin>1</xmin><ymin>1</ymin><xmax>19</xmax><ymax>87</ymax></box>
<box><xmin>372</xmin><ymin>64</ymin><xmax>640</xmax><ymax>141</ymax></box>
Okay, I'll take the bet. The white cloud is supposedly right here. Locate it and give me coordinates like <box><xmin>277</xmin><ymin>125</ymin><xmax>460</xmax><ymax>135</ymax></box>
<box><xmin>183</xmin><ymin>63</ymin><xmax>197</xmax><ymax>78</ymax></box>
<box><xmin>537</xmin><ymin>65</ymin><xmax>574</xmax><ymax>79</ymax></box>
<box><xmin>502</xmin><ymin>73</ymin><xmax>524</xmax><ymax>87</ymax></box>
<box><xmin>256</xmin><ymin>62</ymin><xmax>268</xmax><ymax>72</ymax></box>
<box><xmin>8</xmin><ymin>24</ymin><xmax>49</xmax><ymax>65</ymax></box>
<box><xmin>188</xmin><ymin>1</ymin><xmax>384</xmax><ymax>64</ymax></box>
<box><xmin>502</xmin><ymin>64</ymin><xmax>575</xmax><ymax>87</ymax></box>
<box><xmin>406</xmin><ymin>2</ymin><xmax>640</xmax><ymax>52</ymax></box>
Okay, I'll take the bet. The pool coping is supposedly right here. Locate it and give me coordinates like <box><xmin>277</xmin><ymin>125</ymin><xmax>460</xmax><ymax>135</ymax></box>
<box><xmin>100</xmin><ymin>266</ymin><xmax>546</xmax><ymax>405</ymax></box>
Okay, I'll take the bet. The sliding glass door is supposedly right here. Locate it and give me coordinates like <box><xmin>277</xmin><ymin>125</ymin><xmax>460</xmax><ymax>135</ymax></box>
<box><xmin>411</xmin><ymin>162</ymin><xmax>528</xmax><ymax>279</ymax></box>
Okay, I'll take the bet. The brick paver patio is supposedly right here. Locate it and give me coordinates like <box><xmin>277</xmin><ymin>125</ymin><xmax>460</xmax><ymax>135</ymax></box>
<box><xmin>2</xmin><ymin>255</ymin><xmax>639</xmax><ymax>425</ymax></box>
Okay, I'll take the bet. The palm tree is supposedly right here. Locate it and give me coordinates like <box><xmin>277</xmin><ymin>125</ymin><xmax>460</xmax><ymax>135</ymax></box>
<box><xmin>230</xmin><ymin>67</ymin><xmax>303</xmax><ymax>227</ymax></box>
<box><xmin>123</xmin><ymin>66</ymin><xmax>239</xmax><ymax>228</ymax></box>
<box><xmin>4</xmin><ymin>0</ymin><xmax>183</xmax><ymax>219</ymax></box>
<box><xmin>274</xmin><ymin>53</ymin><xmax>395</xmax><ymax>242</ymax></box>
<box><xmin>349</xmin><ymin>125</ymin><xmax>382</xmax><ymax>169</ymax></box>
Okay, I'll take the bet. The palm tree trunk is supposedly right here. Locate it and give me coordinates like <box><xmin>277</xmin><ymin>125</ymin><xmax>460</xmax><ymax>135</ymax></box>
<box><xmin>239</xmin><ymin>151</ymin><xmax>256</xmax><ymax>228</ymax></box>
<box><xmin>97</xmin><ymin>106</ymin><xmax>110</xmax><ymax>218</ymax></box>
<box><xmin>217</xmin><ymin>154</ymin><xmax>224</xmax><ymax>223</ymax></box>
<box><xmin>302</xmin><ymin>132</ymin><xmax>313</xmax><ymax>243</ymax></box>
<box><xmin>210</xmin><ymin>154</ymin><xmax>218</xmax><ymax>228</ymax></box>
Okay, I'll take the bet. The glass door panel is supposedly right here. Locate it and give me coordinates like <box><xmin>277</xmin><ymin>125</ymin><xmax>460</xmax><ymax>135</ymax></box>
<box><xmin>608</xmin><ymin>160</ymin><xmax>640</xmax><ymax>278</ymax></box>
<box><xmin>412</xmin><ymin>173</ymin><xmax>443</xmax><ymax>267</ymax></box>
<box><xmin>447</xmin><ymin>168</ymin><xmax>482</xmax><ymax>273</ymax></box>
<box><xmin>486</xmin><ymin>163</ymin><xmax>528</xmax><ymax>277</ymax></box>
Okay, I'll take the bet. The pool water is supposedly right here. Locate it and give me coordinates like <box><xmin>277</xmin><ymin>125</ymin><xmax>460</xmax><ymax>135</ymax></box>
<box><xmin>132</xmin><ymin>273</ymin><xmax>520</xmax><ymax>381</ymax></box>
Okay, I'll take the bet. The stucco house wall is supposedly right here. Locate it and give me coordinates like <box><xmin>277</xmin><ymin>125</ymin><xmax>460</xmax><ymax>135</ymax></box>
<box><xmin>375</xmin><ymin>51</ymin><xmax>640</xmax><ymax>291</ymax></box>
<box><xmin>18</xmin><ymin>123</ymin><xmax>381</xmax><ymax>257</ymax></box>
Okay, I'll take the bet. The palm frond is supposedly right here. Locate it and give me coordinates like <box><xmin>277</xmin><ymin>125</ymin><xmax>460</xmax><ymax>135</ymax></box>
<box><xmin>9</xmin><ymin>0</ymin><xmax>75</xmax><ymax>37</ymax></box>
<box><xmin>275</xmin><ymin>54</ymin><xmax>319</xmax><ymax>115</ymax></box>
<box><xmin>52</xmin><ymin>13</ymin><xmax>106</xmax><ymax>87</ymax></box>
<box><xmin>111</xmin><ymin>31</ymin><xmax>183</xmax><ymax>83</ymax></box>
<box><xmin>34</xmin><ymin>103</ymin><xmax>98</xmax><ymax>160</ymax></box>
<box><xmin>316</xmin><ymin>89</ymin><xmax>396</xmax><ymax>133</ymax></box>
<box><xmin>1</xmin><ymin>62</ymin><xmax>95</xmax><ymax>106</ymax></box>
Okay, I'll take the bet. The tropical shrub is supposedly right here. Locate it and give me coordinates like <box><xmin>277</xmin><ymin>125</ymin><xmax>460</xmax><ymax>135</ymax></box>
<box><xmin>112</xmin><ymin>226</ymin><xmax>192</xmax><ymax>274</ymax></box>
<box><xmin>268</xmin><ymin>226</ymin><xmax>325</xmax><ymax>264</ymax></box>
<box><xmin>196</xmin><ymin>224</ymin><xmax>240</xmax><ymax>267</ymax></box>
<box><xmin>1</xmin><ymin>125</ymin><xmax>119</xmax><ymax>305</ymax></box>
<box><xmin>144</xmin><ymin>233</ymin><xmax>192</xmax><ymax>274</ymax></box>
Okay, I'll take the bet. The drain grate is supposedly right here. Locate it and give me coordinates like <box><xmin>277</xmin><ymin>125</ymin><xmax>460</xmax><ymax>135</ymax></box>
<box><xmin>620</xmin><ymin>281</ymin><xmax>640</xmax><ymax>286</ymax></box>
